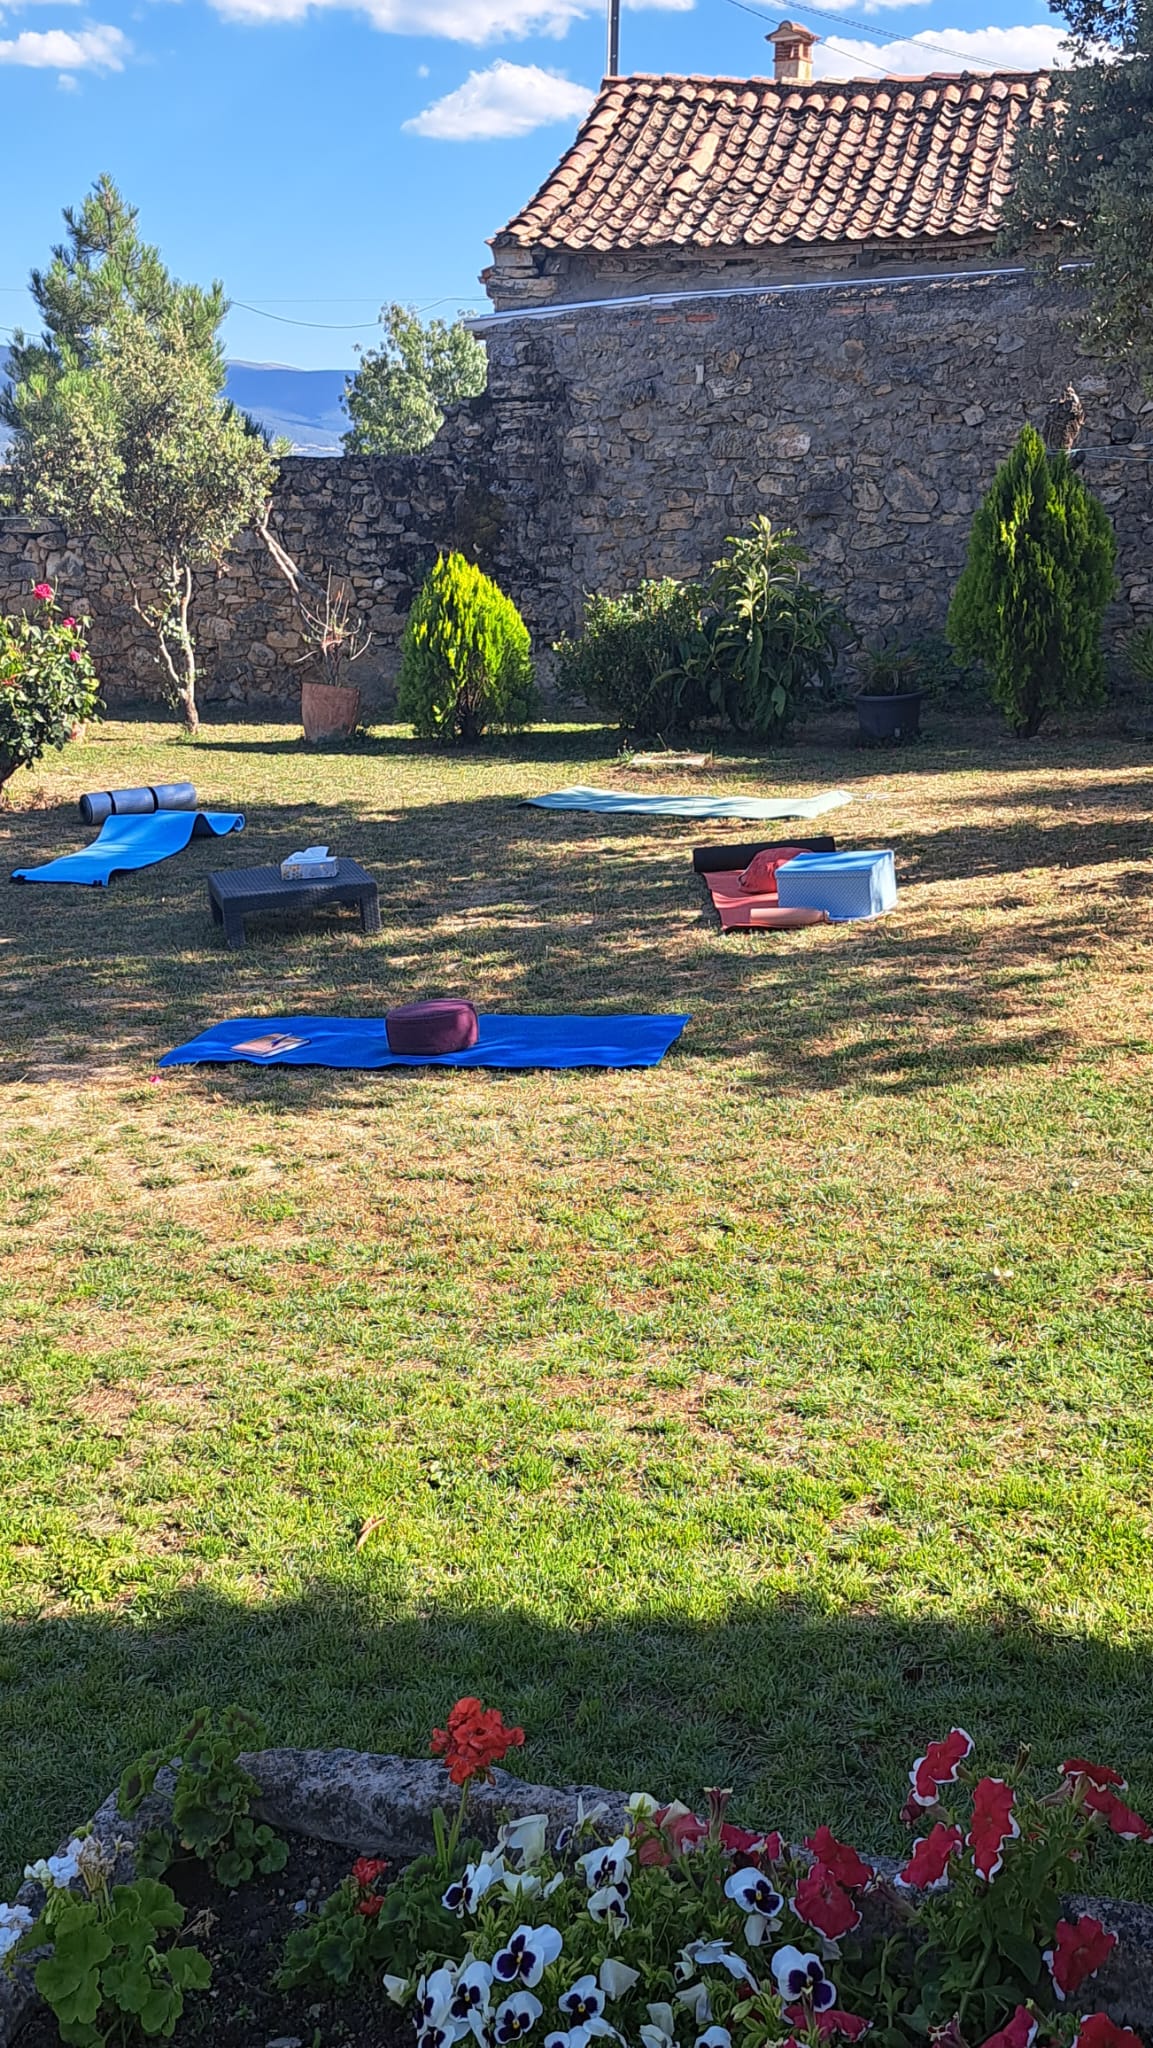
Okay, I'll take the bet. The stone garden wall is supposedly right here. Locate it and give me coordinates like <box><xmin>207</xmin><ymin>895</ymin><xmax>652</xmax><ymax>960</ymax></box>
<box><xmin>0</xmin><ymin>270</ymin><xmax>1148</xmax><ymax>710</ymax></box>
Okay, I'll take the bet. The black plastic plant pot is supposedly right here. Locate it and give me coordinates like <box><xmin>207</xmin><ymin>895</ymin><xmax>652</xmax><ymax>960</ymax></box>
<box><xmin>856</xmin><ymin>690</ymin><xmax>923</xmax><ymax>743</ymax></box>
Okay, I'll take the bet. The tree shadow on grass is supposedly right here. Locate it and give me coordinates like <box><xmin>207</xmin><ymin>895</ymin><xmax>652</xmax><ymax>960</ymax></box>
<box><xmin>2</xmin><ymin>1586</ymin><xmax>1151</xmax><ymax>1902</ymax></box>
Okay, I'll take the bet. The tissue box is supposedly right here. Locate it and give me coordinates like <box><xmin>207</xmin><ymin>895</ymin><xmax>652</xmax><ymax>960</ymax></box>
<box><xmin>281</xmin><ymin>845</ymin><xmax>339</xmax><ymax>880</ymax></box>
<box><xmin>776</xmin><ymin>849</ymin><xmax>897</xmax><ymax>921</ymax></box>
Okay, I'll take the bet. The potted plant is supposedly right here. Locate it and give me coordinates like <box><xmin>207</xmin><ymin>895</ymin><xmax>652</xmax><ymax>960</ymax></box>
<box><xmin>854</xmin><ymin>641</ymin><xmax>925</xmax><ymax>743</ymax></box>
<box><xmin>295</xmin><ymin>572</ymin><xmax>371</xmax><ymax>742</ymax></box>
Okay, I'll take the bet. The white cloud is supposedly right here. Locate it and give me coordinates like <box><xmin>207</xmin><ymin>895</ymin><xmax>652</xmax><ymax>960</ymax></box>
<box><xmin>813</xmin><ymin>22</ymin><xmax>1072</xmax><ymax>77</ymax></box>
<box><xmin>211</xmin><ymin>0</ymin><xmax>686</xmax><ymax>42</ymax></box>
<box><xmin>0</xmin><ymin>21</ymin><xmax>128</xmax><ymax>64</ymax></box>
<box><xmin>404</xmin><ymin>56</ymin><xmax>592</xmax><ymax>135</ymax></box>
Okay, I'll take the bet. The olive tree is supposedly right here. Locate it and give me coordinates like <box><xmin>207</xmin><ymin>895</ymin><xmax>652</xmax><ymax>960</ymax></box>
<box><xmin>12</xmin><ymin>313</ymin><xmax>275</xmax><ymax>734</ymax></box>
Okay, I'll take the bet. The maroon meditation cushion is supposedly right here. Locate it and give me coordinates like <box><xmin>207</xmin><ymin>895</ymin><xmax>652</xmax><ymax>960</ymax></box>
<box><xmin>385</xmin><ymin>998</ymin><xmax>479</xmax><ymax>1056</ymax></box>
<box><xmin>738</xmin><ymin>845</ymin><xmax>807</xmax><ymax>896</ymax></box>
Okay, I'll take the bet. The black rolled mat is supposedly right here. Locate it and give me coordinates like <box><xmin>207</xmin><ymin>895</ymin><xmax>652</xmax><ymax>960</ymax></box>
<box><xmin>691</xmin><ymin>835</ymin><xmax>837</xmax><ymax>874</ymax></box>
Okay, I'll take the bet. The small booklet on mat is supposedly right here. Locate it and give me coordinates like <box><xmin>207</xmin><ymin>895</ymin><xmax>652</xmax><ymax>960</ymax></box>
<box><xmin>233</xmin><ymin>1033</ymin><xmax>311</xmax><ymax>1057</ymax></box>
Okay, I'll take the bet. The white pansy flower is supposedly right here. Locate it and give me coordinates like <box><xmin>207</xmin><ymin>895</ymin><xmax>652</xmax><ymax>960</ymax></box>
<box><xmin>493</xmin><ymin>1925</ymin><xmax>564</xmax><ymax>1990</ymax></box>
<box><xmin>449</xmin><ymin>1958</ymin><xmax>495</xmax><ymax>2043</ymax></box>
<box><xmin>626</xmin><ymin>1793</ymin><xmax>659</xmax><ymax>1817</ymax></box>
<box><xmin>587</xmin><ymin>1883</ymin><xmax>630</xmax><ymax>1926</ymax></box>
<box><xmin>679</xmin><ymin>1941</ymin><xmax>756</xmax><ymax>1988</ymax></box>
<box><xmin>722</xmin><ymin>1868</ymin><xmax>784</xmax><ymax>1948</ymax></box>
<box><xmin>416</xmin><ymin>1966</ymin><xmax>458</xmax><ymax>2030</ymax></box>
<box><xmin>494</xmin><ymin>1992</ymin><xmax>544</xmax><ymax>2044</ymax></box>
<box><xmin>646</xmin><ymin>2005</ymin><xmax>677</xmax><ymax>2037</ymax></box>
<box><xmin>0</xmin><ymin>1904</ymin><xmax>34</xmax><ymax>1962</ymax></box>
<box><xmin>444</xmin><ymin>1858</ymin><xmax>505</xmax><ymax>1916</ymax></box>
<box><xmin>598</xmin><ymin>1960</ymin><xmax>639</xmax><ymax>1999</ymax></box>
<box><xmin>502</xmin><ymin>1873</ymin><xmax>543</xmax><ymax>1901</ymax></box>
<box><xmin>576</xmin><ymin>1836</ymin><xmax>631</xmax><ymax>1893</ymax></box>
<box><xmin>557</xmin><ymin>1976</ymin><xmax>606</xmax><ymax>2025</ymax></box>
<box><xmin>498</xmin><ymin>1815</ymin><xmax>548</xmax><ymax>1870</ymax></box>
<box><xmin>675</xmin><ymin>1986</ymin><xmax>712</xmax><ymax>2027</ymax></box>
<box><xmin>696</xmin><ymin>2033</ymin><xmax>732</xmax><ymax>2048</ymax></box>
<box><xmin>383</xmin><ymin>1973</ymin><xmax>411</xmax><ymax>2004</ymax></box>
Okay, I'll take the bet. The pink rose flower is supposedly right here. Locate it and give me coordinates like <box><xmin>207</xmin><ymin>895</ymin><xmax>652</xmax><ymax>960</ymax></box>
<box><xmin>61</xmin><ymin>617</ymin><xmax>77</xmax><ymax>629</ymax></box>
<box><xmin>32</xmin><ymin>582</ymin><xmax>53</xmax><ymax>601</ymax></box>
<box><xmin>68</xmin><ymin>649</ymin><xmax>82</xmax><ymax>663</ymax></box>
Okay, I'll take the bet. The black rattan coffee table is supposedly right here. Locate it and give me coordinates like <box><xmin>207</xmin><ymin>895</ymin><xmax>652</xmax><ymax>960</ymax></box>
<box><xmin>207</xmin><ymin>860</ymin><xmax>381</xmax><ymax>948</ymax></box>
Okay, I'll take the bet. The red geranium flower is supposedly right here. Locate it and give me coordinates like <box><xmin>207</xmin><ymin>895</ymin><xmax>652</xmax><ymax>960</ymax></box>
<box><xmin>1083</xmin><ymin>1785</ymin><xmax>1152</xmax><ymax>1841</ymax></box>
<box><xmin>792</xmin><ymin>1864</ymin><xmax>862</xmax><ymax>1941</ymax></box>
<box><xmin>1074</xmin><ymin>2018</ymin><xmax>1144</xmax><ymax>2048</ymax></box>
<box><xmin>787</xmin><ymin>2007</ymin><xmax>870</xmax><ymax>2040</ymax></box>
<box><xmin>1042</xmin><ymin>1914</ymin><xmax>1116</xmax><ymax>2000</ymax></box>
<box><xmin>804</xmin><ymin>1827</ymin><xmax>872</xmax><ymax>1892</ymax></box>
<box><xmin>351</xmin><ymin>1856</ymin><xmax>389</xmax><ymax>1888</ymax></box>
<box><xmin>909</xmin><ymin>1730</ymin><xmax>973</xmax><ymax>1807</ymax></box>
<box><xmin>355</xmin><ymin>1892</ymin><xmax>384</xmax><ymax>1917</ymax></box>
<box><xmin>32</xmin><ymin>583</ymin><xmax>53</xmax><ymax>601</ymax></box>
<box><xmin>979</xmin><ymin>2007</ymin><xmax>1037</xmax><ymax>2048</ymax></box>
<box><xmin>430</xmin><ymin>1697</ymin><xmax>524</xmax><ymax>1786</ymax></box>
<box><xmin>895</xmin><ymin>1822</ymin><xmax>963</xmax><ymax>1891</ymax></box>
<box><xmin>967</xmin><ymin>1777</ymin><xmax>1018</xmax><ymax>1882</ymax></box>
<box><xmin>1060</xmin><ymin>1758</ymin><xmax>1126</xmax><ymax>1790</ymax></box>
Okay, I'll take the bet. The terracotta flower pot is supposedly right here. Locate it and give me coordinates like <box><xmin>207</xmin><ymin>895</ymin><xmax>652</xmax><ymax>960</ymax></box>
<box><xmin>301</xmin><ymin>676</ymin><xmax>361</xmax><ymax>744</ymax></box>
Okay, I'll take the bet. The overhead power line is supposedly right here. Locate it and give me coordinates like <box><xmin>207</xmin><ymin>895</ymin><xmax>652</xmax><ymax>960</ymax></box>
<box><xmin>722</xmin><ymin>0</ymin><xmax>1028</xmax><ymax>74</ymax></box>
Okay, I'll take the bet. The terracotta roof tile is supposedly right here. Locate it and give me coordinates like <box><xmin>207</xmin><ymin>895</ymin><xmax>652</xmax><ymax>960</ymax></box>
<box><xmin>494</xmin><ymin>69</ymin><xmax>1050</xmax><ymax>253</ymax></box>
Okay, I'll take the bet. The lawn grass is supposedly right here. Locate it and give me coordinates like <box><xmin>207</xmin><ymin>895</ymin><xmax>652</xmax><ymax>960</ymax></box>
<box><xmin>1</xmin><ymin>710</ymin><xmax>1151</xmax><ymax>1898</ymax></box>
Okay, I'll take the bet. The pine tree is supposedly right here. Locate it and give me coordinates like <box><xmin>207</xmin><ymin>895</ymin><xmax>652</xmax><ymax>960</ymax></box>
<box><xmin>947</xmin><ymin>425</ymin><xmax>1117</xmax><ymax>737</ymax></box>
<box><xmin>1</xmin><ymin>175</ymin><xmax>227</xmax><ymax>444</ymax></box>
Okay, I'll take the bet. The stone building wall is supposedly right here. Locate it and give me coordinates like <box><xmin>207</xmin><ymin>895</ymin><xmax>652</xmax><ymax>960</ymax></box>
<box><xmin>0</xmin><ymin>270</ymin><xmax>1148</xmax><ymax>710</ymax></box>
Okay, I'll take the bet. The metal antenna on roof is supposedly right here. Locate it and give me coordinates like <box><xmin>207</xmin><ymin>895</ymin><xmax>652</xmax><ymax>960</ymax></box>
<box><xmin>607</xmin><ymin>0</ymin><xmax>620</xmax><ymax>74</ymax></box>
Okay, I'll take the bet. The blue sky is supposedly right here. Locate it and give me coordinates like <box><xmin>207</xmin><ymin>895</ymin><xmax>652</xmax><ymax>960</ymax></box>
<box><xmin>0</xmin><ymin>0</ymin><xmax>1071</xmax><ymax>369</ymax></box>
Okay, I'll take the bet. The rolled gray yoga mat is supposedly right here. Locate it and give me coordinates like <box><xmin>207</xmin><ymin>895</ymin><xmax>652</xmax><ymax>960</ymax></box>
<box><xmin>79</xmin><ymin>783</ymin><xmax>197</xmax><ymax>825</ymax></box>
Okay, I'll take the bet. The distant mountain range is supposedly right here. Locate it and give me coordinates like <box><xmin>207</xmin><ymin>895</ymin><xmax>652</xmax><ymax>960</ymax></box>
<box><xmin>0</xmin><ymin>350</ymin><xmax>350</xmax><ymax>456</ymax></box>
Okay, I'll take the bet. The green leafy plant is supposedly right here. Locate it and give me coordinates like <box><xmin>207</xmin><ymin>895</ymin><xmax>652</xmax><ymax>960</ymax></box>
<box><xmin>855</xmin><ymin>643</ymin><xmax>924</xmax><ymax>697</ymax></box>
<box><xmin>947</xmin><ymin>425</ymin><xmax>1117</xmax><ymax>738</ymax></box>
<box><xmin>1125</xmin><ymin>621</ymin><xmax>1153</xmax><ymax>690</ymax></box>
<box><xmin>552</xmin><ymin>580</ymin><xmax>708</xmax><ymax>736</ymax></box>
<box><xmin>690</xmin><ymin>517</ymin><xmax>846</xmax><ymax>742</ymax></box>
<box><xmin>0</xmin><ymin>581</ymin><xmax>100</xmax><ymax>793</ymax></box>
<box><xmin>397</xmin><ymin>552</ymin><xmax>537</xmax><ymax>743</ymax></box>
<box><xmin>118</xmin><ymin>1706</ymin><xmax>287</xmax><ymax>1890</ymax></box>
<box><xmin>8</xmin><ymin>1836</ymin><xmax>210</xmax><ymax>2047</ymax></box>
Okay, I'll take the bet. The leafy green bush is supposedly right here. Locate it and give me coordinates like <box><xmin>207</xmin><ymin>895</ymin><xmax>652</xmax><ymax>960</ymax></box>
<box><xmin>397</xmin><ymin>552</ymin><xmax>536</xmax><ymax>743</ymax></box>
<box><xmin>552</xmin><ymin>580</ymin><xmax>707</xmax><ymax>736</ymax></box>
<box><xmin>0</xmin><ymin>582</ymin><xmax>100</xmax><ymax>792</ymax></box>
<box><xmin>1125</xmin><ymin>621</ymin><xmax>1153</xmax><ymax>690</ymax></box>
<box><xmin>690</xmin><ymin>517</ymin><xmax>845</xmax><ymax>742</ymax></box>
<box><xmin>120</xmin><ymin>1706</ymin><xmax>287</xmax><ymax>1891</ymax></box>
<box><xmin>947</xmin><ymin>424</ymin><xmax>1117</xmax><ymax>737</ymax></box>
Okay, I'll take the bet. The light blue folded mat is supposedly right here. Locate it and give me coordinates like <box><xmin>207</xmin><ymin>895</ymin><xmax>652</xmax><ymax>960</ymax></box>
<box><xmin>159</xmin><ymin>1013</ymin><xmax>690</xmax><ymax>1072</ymax></box>
<box><xmin>12</xmin><ymin>810</ymin><xmax>245</xmax><ymax>887</ymax></box>
<box><xmin>524</xmin><ymin>785</ymin><xmax>852</xmax><ymax>820</ymax></box>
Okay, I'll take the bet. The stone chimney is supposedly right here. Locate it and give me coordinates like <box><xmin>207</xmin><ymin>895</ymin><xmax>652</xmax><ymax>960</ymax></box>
<box><xmin>766</xmin><ymin>19</ymin><xmax>818</xmax><ymax>82</ymax></box>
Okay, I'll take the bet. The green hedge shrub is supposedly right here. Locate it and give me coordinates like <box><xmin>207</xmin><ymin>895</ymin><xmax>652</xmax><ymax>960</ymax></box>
<box><xmin>552</xmin><ymin>580</ymin><xmax>707</xmax><ymax>736</ymax></box>
<box><xmin>398</xmin><ymin>552</ymin><xmax>536</xmax><ymax>743</ymax></box>
<box><xmin>947</xmin><ymin>425</ymin><xmax>1116</xmax><ymax>737</ymax></box>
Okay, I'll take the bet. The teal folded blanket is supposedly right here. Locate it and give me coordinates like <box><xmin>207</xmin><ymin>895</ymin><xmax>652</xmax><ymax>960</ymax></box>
<box><xmin>12</xmin><ymin>810</ymin><xmax>245</xmax><ymax>887</ymax></box>
<box><xmin>524</xmin><ymin>786</ymin><xmax>852</xmax><ymax>820</ymax></box>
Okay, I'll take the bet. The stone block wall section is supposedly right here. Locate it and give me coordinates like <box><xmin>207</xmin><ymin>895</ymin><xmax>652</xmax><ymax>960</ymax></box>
<box><xmin>475</xmin><ymin>270</ymin><xmax>1153</xmax><ymax>658</ymax></box>
<box><xmin>0</xmin><ymin>272</ymin><xmax>1148</xmax><ymax>711</ymax></box>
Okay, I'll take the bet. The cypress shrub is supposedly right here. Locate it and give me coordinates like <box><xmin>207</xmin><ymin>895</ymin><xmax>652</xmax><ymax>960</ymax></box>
<box><xmin>397</xmin><ymin>552</ymin><xmax>536</xmax><ymax>743</ymax></box>
<box><xmin>948</xmin><ymin>425</ymin><xmax>1116</xmax><ymax>737</ymax></box>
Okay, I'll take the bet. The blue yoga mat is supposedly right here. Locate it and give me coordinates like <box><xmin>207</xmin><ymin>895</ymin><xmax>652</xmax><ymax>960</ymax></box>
<box><xmin>158</xmin><ymin>1013</ymin><xmax>691</xmax><ymax>1072</ymax></box>
<box><xmin>12</xmin><ymin>810</ymin><xmax>245</xmax><ymax>887</ymax></box>
<box><xmin>524</xmin><ymin>785</ymin><xmax>852</xmax><ymax>820</ymax></box>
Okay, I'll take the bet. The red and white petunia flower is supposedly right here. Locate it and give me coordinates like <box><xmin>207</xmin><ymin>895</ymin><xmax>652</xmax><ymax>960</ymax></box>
<box><xmin>967</xmin><ymin>1777</ymin><xmax>1018</xmax><ymax>1882</ymax></box>
<box><xmin>804</xmin><ymin>1828</ymin><xmax>872</xmax><ymax>1892</ymax></box>
<box><xmin>1059</xmin><ymin>1758</ymin><xmax>1127</xmax><ymax>1792</ymax></box>
<box><xmin>1072</xmin><ymin>2017</ymin><xmax>1144</xmax><ymax>2048</ymax></box>
<box><xmin>1042</xmin><ymin>1914</ymin><xmax>1117</xmax><ymax>2001</ymax></box>
<box><xmin>908</xmin><ymin>1730</ymin><xmax>973</xmax><ymax>1808</ymax></box>
<box><xmin>787</xmin><ymin>2009</ymin><xmax>870</xmax><ymax>2041</ymax></box>
<box><xmin>894</xmin><ymin>1823</ymin><xmax>964</xmax><ymax>1892</ymax></box>
<box><xmin>977</xmin><ymin>2005</ymin><xmax>1037</xmax><ymax>2048</ymax></box>
<box><xmin>1082</xmin><ymin>1785</ymin><xmax>1153</xmax><ymax>1842</ymax></box>
<box><xmin>792</xmin><ymin>1865</ymin><xmax>861</xmax><ymax>1941</ymax></box>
